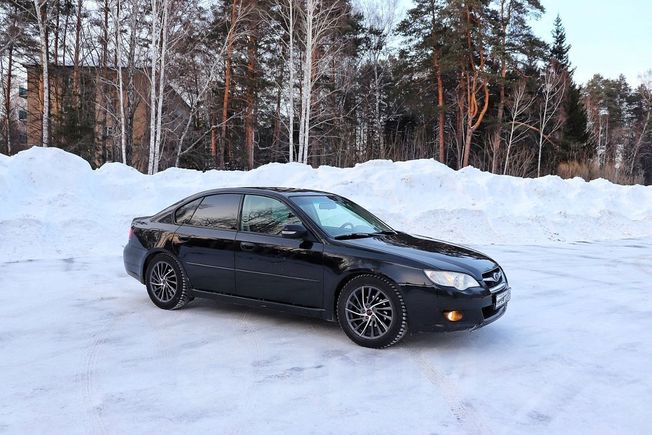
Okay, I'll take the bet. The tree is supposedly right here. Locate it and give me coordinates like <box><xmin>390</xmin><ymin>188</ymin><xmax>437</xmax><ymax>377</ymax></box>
<box><xmin>297</xmin><ymin>0</ymin><xmax>347</xmax><ymax>165</ymax></box>
<box><xmin>488</xmin><ymin>0</ymin><xmax>544</xmax><ymax>173</ymax></box>
<box><xmin>537</xmin><ymin>64</ymin><xmax>564</xmax><ymax>176</ymax></box>
<box><xmin>32</xmin><ymin>0</ymin><xmax>50</xmax><ymax>147</ymax></box>
<box><xmin>503</xmin><ymin>78</ymin><xmax>535</xmax><ymax>174</ymax></box>
<box><xmin>397</xmin><ymin>0</ymin><xmax>448</xmax><ymax>163</ymax></box>
<box><xmin>549</xmin><ymin>14</ymin><xmax>588</xmax><ymax>165</ymax></box>
<box><xmin>549</xmin><ymin>14</ymin><xmax>569</xmax><ymax>68</ymax></box>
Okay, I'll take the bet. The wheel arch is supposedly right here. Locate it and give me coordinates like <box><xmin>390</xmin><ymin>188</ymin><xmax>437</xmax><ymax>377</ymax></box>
<box><xmin>331</xmin><ymin>270</ymin><xmax>400</xmax><ymax>320</ymax></box>
<box><xmin>142</xmin><ymin>248</ymin><xmax>178</xmax><ymax>283</ymax></box>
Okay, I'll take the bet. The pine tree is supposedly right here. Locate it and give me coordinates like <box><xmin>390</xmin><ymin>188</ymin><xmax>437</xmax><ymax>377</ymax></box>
<box><xmin>549</xmin><ymin>14</ymin><xmax>589</xmax><ymax>164</ymax></box>
<box><xmin>550</xmin><ymin>14</ymin><xmax>570</xmax><ymax>69</ymax></box>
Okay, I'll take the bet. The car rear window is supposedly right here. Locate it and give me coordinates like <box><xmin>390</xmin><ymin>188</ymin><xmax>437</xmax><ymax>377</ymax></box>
<box><xmin>186</xmin><ymin>194</ymin><xmax>241</xmax><ymax>230</ymax></box>
<box><xmin>175</xmin><ymin>198</ymin><xmax>202</xmax><ymax>224</ymax></box>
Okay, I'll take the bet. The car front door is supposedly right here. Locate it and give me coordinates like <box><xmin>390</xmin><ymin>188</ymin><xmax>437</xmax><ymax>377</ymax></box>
<box><xmin>235</xmin><ymin>194</ymin><xmax>324</xmax><ymax>308</ymax></box>
<box><xmin>174</xmin><ymin>193</ymin><xmax>242</xmax><ymax>294</ymax></box>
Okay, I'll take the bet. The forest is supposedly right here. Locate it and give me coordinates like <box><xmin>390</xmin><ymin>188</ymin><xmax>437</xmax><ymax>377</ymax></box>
<box><xmin>1</xmin><ymin>0</ymin><xmax>651</xmax><ymax>183</ymax></box>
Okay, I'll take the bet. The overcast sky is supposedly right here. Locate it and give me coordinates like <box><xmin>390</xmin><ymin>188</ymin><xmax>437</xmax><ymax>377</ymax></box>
<box><xmin>393</xmin><ymin>0</ymin><xmax>652</xmax><ymax>85</ymax></box>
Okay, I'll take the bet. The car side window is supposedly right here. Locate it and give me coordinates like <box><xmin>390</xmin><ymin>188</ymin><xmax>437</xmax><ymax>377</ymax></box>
<box><xmin>175</xmin><ymin>198</ymin><xmax>202</xmax><ymax>224</ymax></box>
<box><xmin>186</xmin><ymin>194</ymin><xmax>241</xmax><ymax>230</ymax></box>
<box><xmin>241</xmin><ymin>195</ymin><xmax>302</xmax><ymax>235</ymax></box>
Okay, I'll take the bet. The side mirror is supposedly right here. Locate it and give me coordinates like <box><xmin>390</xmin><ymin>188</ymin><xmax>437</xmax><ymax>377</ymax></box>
<box><xmin>281</xmin><ymin>224</ymin><xmax>307</xmax><ymax>239</ymax></box>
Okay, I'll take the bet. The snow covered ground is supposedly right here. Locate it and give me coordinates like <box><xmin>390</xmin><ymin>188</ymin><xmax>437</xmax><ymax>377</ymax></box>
<box><xmin>1</xmin><ymin>239</ymin><xmax>651</xmax><ymax>434</ymax></box>
<box><xmin>2</xmin><ymin>148</ymin><xmax>652</xmax><ymax>433</ymax></box>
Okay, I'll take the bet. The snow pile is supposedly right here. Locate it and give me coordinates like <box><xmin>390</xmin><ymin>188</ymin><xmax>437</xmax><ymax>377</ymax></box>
<box><xmin>1</xmin><ymin>146</ymin><xmax>652</xmax><ymax>261</ymax></box>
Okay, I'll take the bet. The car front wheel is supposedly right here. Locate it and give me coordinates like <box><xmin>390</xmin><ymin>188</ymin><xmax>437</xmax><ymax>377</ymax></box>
<box><xmin>337</xmin><ymin>275</ymin><xmax>408</xmax><ymax>348</ymax></box>
<box><xmin>145</xmin><ymin>253</ymin><xmax>191</xmax><ymax>310</ymax></box>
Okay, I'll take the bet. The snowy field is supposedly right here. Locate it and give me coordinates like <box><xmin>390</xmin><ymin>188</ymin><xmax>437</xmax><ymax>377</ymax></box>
<box><xmin>1</xmin><ymin>148</ymin><xmax>652</xmax><ymax>433</ymax></box>
<box><xmin>1</xmin><ymin>240</ymin><xmax>651</xmax><ymax>434</ymax></box>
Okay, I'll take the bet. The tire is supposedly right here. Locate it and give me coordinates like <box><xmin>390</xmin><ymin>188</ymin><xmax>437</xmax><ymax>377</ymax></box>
<box><xmin>336</xmin><ymin>274</ymin><xmax>408</xmax><ymax>348</ymax></box>
<box><xmin>145</xmin><ymin>253</ymin><xmax>191</xmax><ymax>310</ymax></box>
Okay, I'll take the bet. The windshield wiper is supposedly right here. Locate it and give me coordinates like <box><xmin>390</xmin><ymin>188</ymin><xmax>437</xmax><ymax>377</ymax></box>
<box><xmin>334</xmin><ymin>232</ymin><xmax>376</xmax><ymax>240</ymax></box>
<box><xmin>334</xmin><ymin>230</ymin><xmax>395</xmax><ymax>240</ymax></box>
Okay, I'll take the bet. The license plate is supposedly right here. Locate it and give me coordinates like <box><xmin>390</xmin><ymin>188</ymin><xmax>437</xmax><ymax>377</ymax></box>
<box><xmin>495</xmin><ymin>289</ymin><xmax>511</xmax><ymax>309</ymax></box>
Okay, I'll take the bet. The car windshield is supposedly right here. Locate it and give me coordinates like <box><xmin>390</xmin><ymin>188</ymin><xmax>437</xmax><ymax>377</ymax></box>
<box><xmin>290</xmin><ymin>195</ymin><xmax>394</xmax><ymax>238</ymax></box>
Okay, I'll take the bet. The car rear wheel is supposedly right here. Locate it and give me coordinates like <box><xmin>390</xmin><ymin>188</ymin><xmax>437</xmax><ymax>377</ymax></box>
<box><xmin>337</xmin><ymin>275</ymin><xmax>408</xmax><ymax>348</ymax></box>
<box><xmin>145</xmin><ymin>253</ymin><xmax>191</xmax><ymax>310</ymax></box>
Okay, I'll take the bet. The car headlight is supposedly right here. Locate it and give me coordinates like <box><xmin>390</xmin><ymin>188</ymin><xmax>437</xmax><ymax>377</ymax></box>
<box><xmin>424</xmin><ymin>270</ymin><xmax>480</xmax><ymax>290</ymax></box>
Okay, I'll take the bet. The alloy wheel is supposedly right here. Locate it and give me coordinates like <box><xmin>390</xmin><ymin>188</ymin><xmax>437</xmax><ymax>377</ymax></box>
<box><xmin>345</xmin><ymin>285</ymin><xmax>394</xmax><ymax>339</ymax></box>
<box><xmin>149</xmin><ymin>261</ymin><xmax>178</xmax><ymax>303</ymax></box>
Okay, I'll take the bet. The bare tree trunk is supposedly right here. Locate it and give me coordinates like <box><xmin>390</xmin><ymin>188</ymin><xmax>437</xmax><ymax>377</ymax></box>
<box><xmin>125</xmin><ymin>1</ymin><xmax>137</xmax><ymax>165</ymax></box>
<box><xmin>73</xmin><ymin>0</ymin><xmax>82</xmax><ymax>107</ymax></box>
<box><xmin>461</xmin><ymin>6</ymin><xmax>489</xmax><ymax>168</ymax></box>
<box><xmin>220</xmin><ymin>0</ymin><xmax>240</xmax><ymax>169</ymax></box>
<box><xmin>62</xmin><ymin>2</ymin><xmax>69</xmax><ymax>66</ymax></box>
<box><xmin>153</xmin><ymin>0</ymin><xmax>169</xmax><ymax>173</ymax></box>
<box><xmin>537</xmin><ymin>67</ymin><xmax>565</xmax><ymax>177</ymax></box>
<box><xmin>147</xmin><ymin>0</ymin><xmax>160</xmax><ymax>174</ymax></box>
<box><xmin>114</xmin><ymin>0</ymin><xmax>127</xmax><ymax>164</ymax></box>
<box><xmin>34</xmin><ymin>0</ymin><xmax>50</xmax><ymax>147</ymax></box>
<box><xmin>99</xmin><ymin>0</ymin><xmax>110</xmax><ymax>165</ymax></box>
<box><xmin>287</xmin><ymin>0</ymin><xmax>295</xmax><ymax>162</ymax></box>
<box><xmin>629</xmin><ymin>108</ymin><xmax>650</xmax><ymax>175</ymax></box>
<box><xmin>432</xmin><ymin>48</ymin><xmax>444</xmax><ymax>162</ymax></box>
<box><xmin>490</xmin><ymin>0</ymin><xmax>512</xmax><ymax>173</ymax></box>
<box><xmin>4</xmin><ymin>35</ymin><xmax>14</xmax><ymax>155</ymax></box>
<box><xmin>298</xmin><ymin>0</ymin><xmax>315</xmax><ymax>165</ymax></box>
<box><xmin>503</xmin><ymin>80</ymin><xmax>534</xmax><ymax>174</ymax></box>
<box><xmin>244</xmin><ymin>4</ymin><xmax>258</xmax><ymax>170</ymax></box>
<box><xmin>210</xmin><ymin>112</ymin><xmax>218</xmax><ymax>167</ymax></box>
<box><xmin>53</xmin><ymin>0</ymin><xmax>60</xmax><ymax>65</ymax></box>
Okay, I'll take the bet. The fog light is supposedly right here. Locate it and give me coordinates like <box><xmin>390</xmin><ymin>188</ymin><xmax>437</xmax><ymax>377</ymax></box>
<box><xmin>444</xmin><ymin>310</ymin><xmax>464</xmax><ymax>322</ymax></box>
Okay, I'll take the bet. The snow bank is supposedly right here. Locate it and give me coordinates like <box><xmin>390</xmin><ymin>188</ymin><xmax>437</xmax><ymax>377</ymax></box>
<box><xmin>1</xmin><ymin>146</ymin><xmax>651</xmax><ymax>261</ymax></box>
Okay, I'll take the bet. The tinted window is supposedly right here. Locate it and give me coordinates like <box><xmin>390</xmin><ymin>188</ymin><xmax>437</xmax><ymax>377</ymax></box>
<box><xmin>241</xmin><ymin>195</ymin><xmax>301</xmax><ymax>235</ymax></box>
<box><xmin>187</xmin><ymin>194</ymin><xmax>241</xmax><ymax>230</ymax></box>
<box><xmin>175</xmin><ymin>198</ymin><xmax>202</xmax><ymax>224</ymax></box>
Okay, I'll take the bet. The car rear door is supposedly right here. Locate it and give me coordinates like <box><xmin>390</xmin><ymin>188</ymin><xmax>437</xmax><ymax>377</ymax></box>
<box><xmin>174</xmin><ymin>194</ymin><xmax>242</xmax><ymax>294</ymax></box>
<box><xmin>235</xmin><ymin>194</ymin><xmax>324</xmax><ymax>308</ymax></box>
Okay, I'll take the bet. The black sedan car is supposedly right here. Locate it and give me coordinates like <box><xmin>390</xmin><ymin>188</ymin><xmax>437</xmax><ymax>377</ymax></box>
<box><xmin>124</xmin><ymin>187</ymin><xmax>510</xmax><ymax>348</ymax></box>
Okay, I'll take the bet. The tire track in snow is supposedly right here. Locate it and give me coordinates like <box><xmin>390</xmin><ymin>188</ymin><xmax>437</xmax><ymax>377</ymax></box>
<box><xmin>77</xmin><ymin>319</ymin><xmax>112</xmax><ymax>435</ymax></box>
<box><xmin>413</xmin><ymin>350</ymin><xmax>491</xmax><ymax>435</ymax></box>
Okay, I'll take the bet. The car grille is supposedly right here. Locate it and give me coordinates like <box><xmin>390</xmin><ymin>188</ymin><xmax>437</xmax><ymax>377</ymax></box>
<box><xmin>482</xmin><ymin>267</ymin><xmax>505</xmax><ymax>293</ymax></box>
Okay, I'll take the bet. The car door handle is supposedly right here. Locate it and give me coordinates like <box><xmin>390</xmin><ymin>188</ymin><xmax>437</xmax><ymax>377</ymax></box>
<box><xmin>240</xmin><ymin>242</ymin><xmax>256</xmax><ymax>251</ymax></box>
<box><xmin>177</xmin><ymin>235</ymin><xmax>190</xmax><ymax>242</ymax></box>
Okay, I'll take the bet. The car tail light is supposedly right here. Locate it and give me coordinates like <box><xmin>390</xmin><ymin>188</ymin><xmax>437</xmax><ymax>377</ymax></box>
<box><xmin>128</xmin><ymin>227</ymin><xmax>134</xmax><ymax>240</ymax></box>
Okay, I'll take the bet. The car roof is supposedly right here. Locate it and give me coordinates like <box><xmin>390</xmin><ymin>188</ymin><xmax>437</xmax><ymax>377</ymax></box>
<box><xmin>194</xmin><ymin>187</ymin><xmax>334</xmax><ymax>197</ymax></box>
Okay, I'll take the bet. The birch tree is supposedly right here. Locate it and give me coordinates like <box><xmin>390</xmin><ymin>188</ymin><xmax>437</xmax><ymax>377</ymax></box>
<box><xmin>537</xmin><ymin>65</ymin><xmax>565</xmax><ymax>176</ymax></box>
<box><xmin>362</xmin><ymin>0</ymin><xmax>396</xmax><ymax>160</ymax></box>
<box><xmin>173</xmin><ymin>4</ymin><xmax>249</xmax><ymax>167</ymax></box>
<box><xmin>33</xmin><ymin>0</ymin><xmax>50</xmax><ymax>147</ymax></box>
<box><xmin>268</xmin><ymin>0</ymin><xmax>297</xmax><ymax>162</ymax></box>
<box><xmin>297</xmin><ymin>0</ymin><xmax>345</xmax><ymax>165</ymax></box>
<box><xmin>629</xmin><ymin>73</ymin><xmax>652</xmax><ymax>175</ymax></box>
<box><xmin>503</xmin><ymin>79</ymin><xmax>535</xmax><ymax>174</ymax></box>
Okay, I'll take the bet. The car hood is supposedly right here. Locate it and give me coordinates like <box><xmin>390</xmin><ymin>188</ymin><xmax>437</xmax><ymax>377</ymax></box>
<box><xmin>338</xmin><ymin>232</ymin><xmax>497</xmax><ymax>277</ymax></box>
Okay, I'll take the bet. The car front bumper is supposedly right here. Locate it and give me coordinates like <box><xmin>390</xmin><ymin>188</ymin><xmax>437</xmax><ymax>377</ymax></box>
<box><xmin>401</xmin><ymin>284</ymin><xmax>511</xmax><ymax>333</ymax></box>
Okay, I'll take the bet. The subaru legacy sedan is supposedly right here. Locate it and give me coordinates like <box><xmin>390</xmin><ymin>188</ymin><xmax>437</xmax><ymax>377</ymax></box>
<box><xmin>124</xmin><ymin>188</ymin><xmax>510</xmax><ymax>348</ymax></box>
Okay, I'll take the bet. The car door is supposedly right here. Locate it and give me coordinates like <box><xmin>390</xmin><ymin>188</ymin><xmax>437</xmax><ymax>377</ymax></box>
<box><xmin>174</xmin><ymin>194</ymin><xmax>242</xmax><ymax>294</ymax></box>
<box><xmin>235</xmin><ymin>194</ymin><xmax>324</xmax><ymax>308</ymax></box>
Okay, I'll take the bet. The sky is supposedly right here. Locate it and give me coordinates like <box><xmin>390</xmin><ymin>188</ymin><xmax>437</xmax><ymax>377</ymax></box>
<box><xmin>531</xmin><ymin>0</ymin><xmax>652</xmax><ymax>85</ymax></box>
<box><xmin>393</xmin><ymin>0</ymin><xmax>652</xmax><ymax>86</ymax></box>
